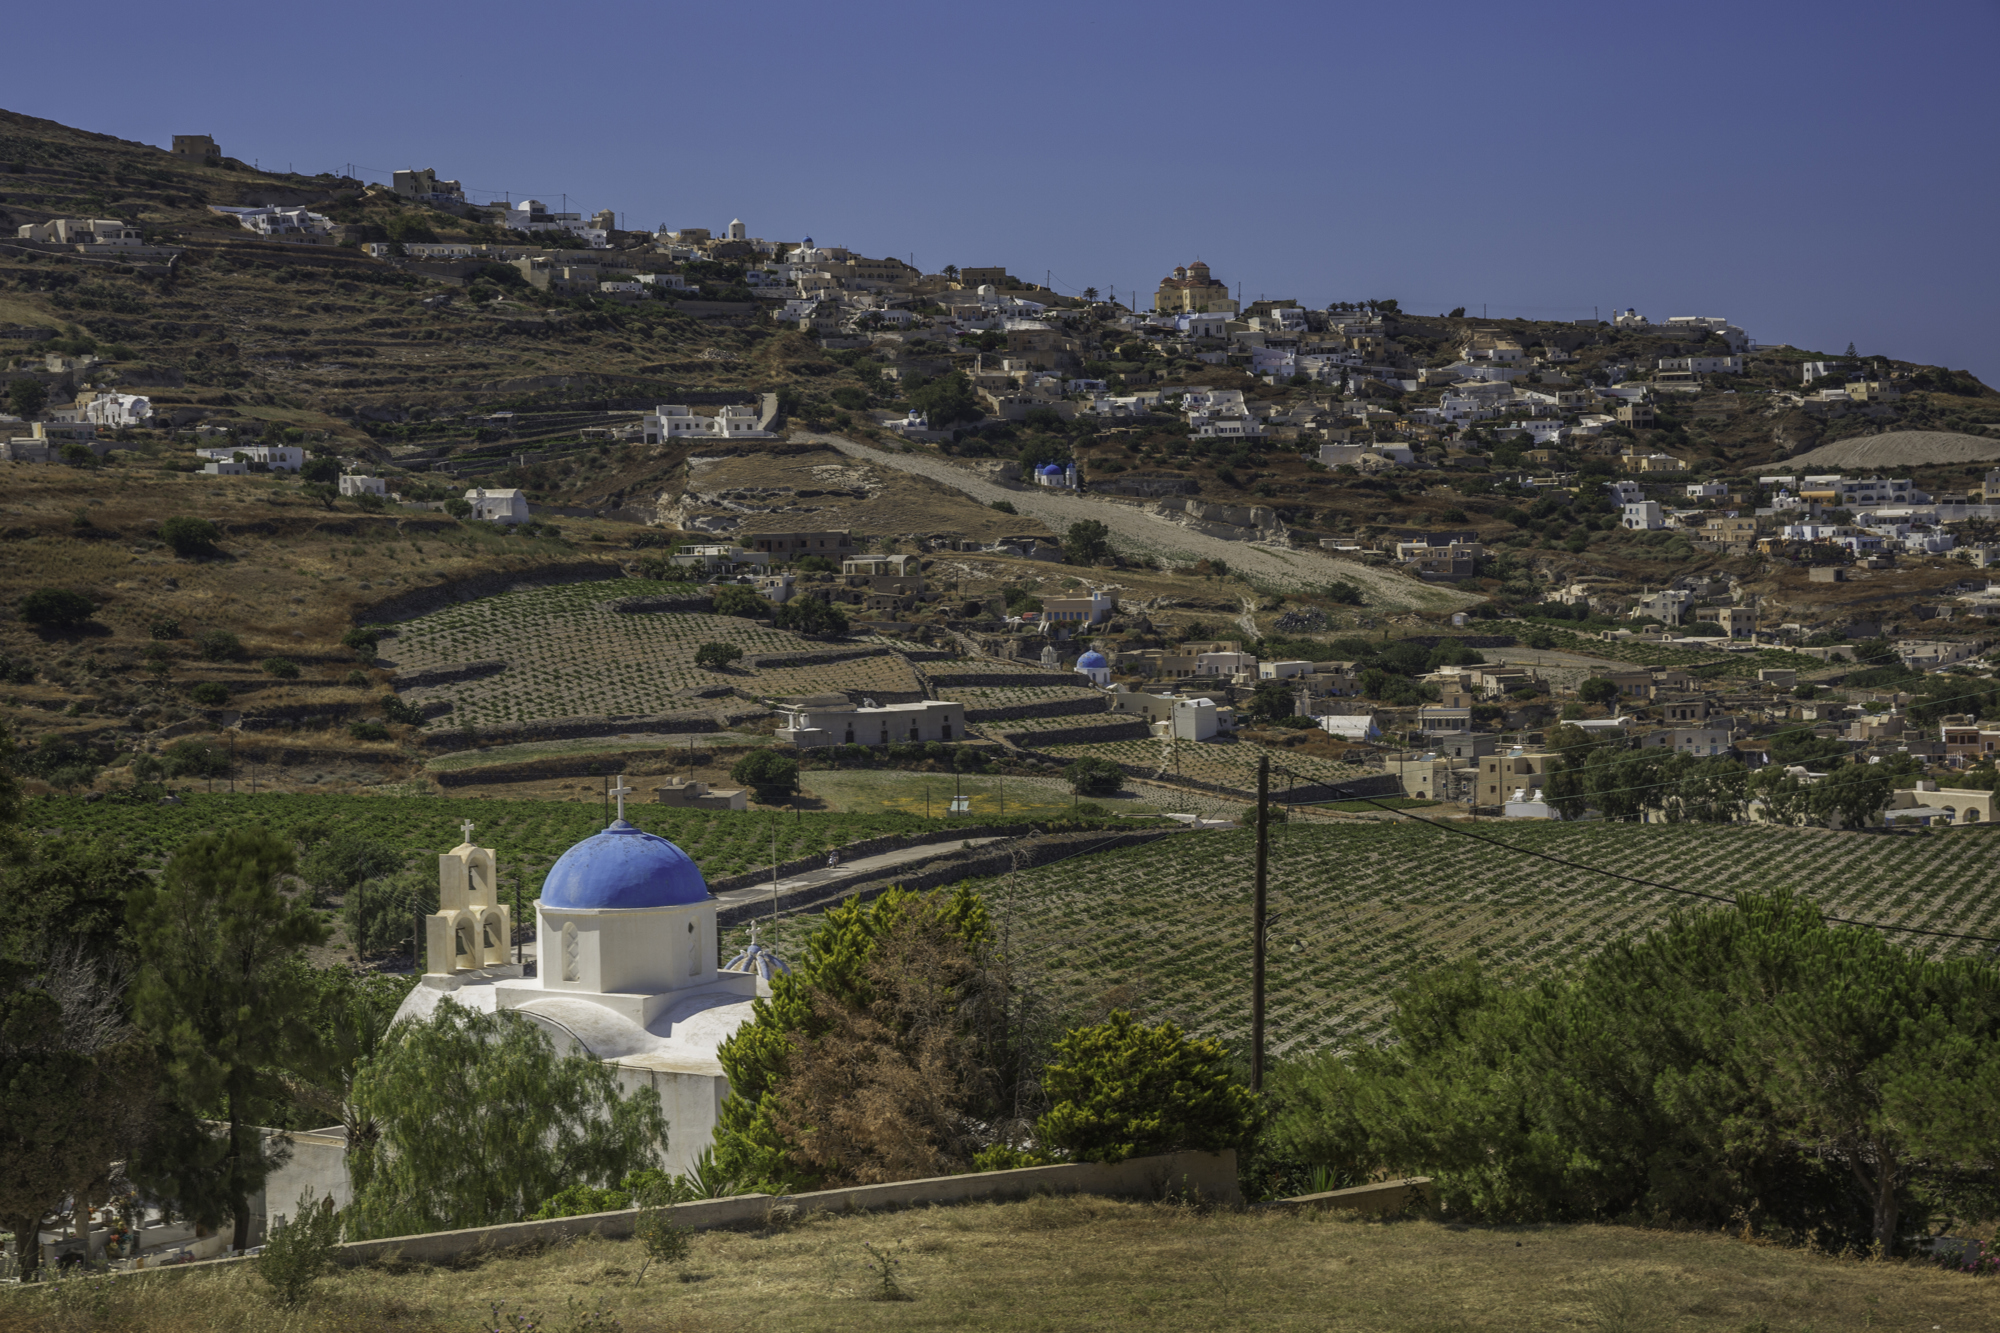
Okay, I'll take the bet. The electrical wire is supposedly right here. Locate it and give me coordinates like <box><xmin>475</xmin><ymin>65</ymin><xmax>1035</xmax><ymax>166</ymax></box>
<box><xmin>1337</xmin><ymin>795</ymin><xmax>2000</xmax><ymax>946</ymax></box>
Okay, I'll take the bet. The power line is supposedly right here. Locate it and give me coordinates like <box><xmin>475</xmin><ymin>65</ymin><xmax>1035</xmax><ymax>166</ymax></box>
<box><xmin>1338</xmin><ymin>796</ymin><xmax>2000</xmax><ymax>946</ymax></box>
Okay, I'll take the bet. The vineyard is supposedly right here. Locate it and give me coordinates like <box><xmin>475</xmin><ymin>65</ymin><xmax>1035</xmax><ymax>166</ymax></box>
<box><xmin>940</xmin><ymin>683</ymin><xmax>1108</xmax><ymax>710</ymax></box>
<box><xmin>25</xmin><ymin>793</ymin><xmax>952</xmax><ymax>888</ymax></box>
<box><xmin>750</xmin><ymin>820</ymin><xmax>2000</xmax><ymax>1057</ymax></box>
<box><xmin>1038</xmin><ymin>736</ymin><xmax>1375</xmax><ymax>793</ymax></box>
<box><xmin>382</xmin><ymin>580</ymin><xmax>918</xmax><ymax>725</ymax></box>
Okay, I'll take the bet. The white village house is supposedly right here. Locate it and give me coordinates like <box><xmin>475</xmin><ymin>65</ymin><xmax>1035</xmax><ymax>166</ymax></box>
<box><xmin>465</xmin><ymin>487</ymin><xmax>532</xmax><ymax>524</ymax></box>
<box><xmin>194</xmin><ymin>444</ymin><xmax>305</xmax><ymax>471</ymax></box>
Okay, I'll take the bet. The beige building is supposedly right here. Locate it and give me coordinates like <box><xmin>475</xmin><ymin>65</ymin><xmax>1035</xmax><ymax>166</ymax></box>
<box><xmin>1154</xmin><ymin>261</ymin><xmax>1238</xmax><ymax>315</ymax></box>
<box><xmin>744</xmin><ymin>530</ymin><xmax>855</xmax><ymax>559</ymax></box>
<box><xmin>776</xmin><ymin>700</ymin><xmax>965</xmax><ymax>747</ymax></box>
<box><xmin>171</xmin><ymin>134</ymin><xmax>219</xmax><ymax>162</ymax></box>
<box><xmin>1476</xmin><ymin>750</ymin><xmax>1554</xmax><ymax>807</ymax></box>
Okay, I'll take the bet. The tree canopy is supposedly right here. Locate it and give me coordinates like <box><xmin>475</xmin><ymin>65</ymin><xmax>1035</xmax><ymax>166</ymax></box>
<box><xmin>1268</xmin><ymin>891</ymin><xmax>2000</xmax><ymax>1252</ymax></box>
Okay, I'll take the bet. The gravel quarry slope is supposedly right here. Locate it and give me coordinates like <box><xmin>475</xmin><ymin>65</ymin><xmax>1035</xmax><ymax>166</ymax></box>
<box><xmin>1784</xmin><ymin>429</ymin><xmax>2000</xmax><ymax>470</ymax></box>
<box><xmin>810</xmin><ymin>433</ymin><xmax>1478</xmax><ymax>608</ymax></box>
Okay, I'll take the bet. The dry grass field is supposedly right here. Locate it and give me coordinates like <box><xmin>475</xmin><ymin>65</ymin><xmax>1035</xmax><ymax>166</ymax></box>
<box><xmin>2</xmin><ymin>1195</ymin><xmax>1987</xmax><ymax>1333</ymax></box>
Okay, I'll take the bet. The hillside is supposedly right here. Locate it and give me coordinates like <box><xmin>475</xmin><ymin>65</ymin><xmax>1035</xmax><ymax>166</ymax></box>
<box><xmin>3</xmin><ymin>1193</ymin><xmax>1989</xmax><ymax>1333</ymax></box>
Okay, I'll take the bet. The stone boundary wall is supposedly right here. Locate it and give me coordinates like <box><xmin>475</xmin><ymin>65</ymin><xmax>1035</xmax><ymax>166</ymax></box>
<box><xmin>720</xmin><ymin>826</ymin><xmax>1186</xmax><ymax>925</ymax></box>
<box><xmin>1394</xmin><ymin>635</ymin><xmax>1519</xmax><ymax>650</ymax></box>
<box><xmin>355</xmin><ymin>561</ymin><xmax>627</xmax><ymax>625</ymax></box>
<box><xmin>236</xmin><ymin>703</ymin><xmax>365</xmax><ymax>732</ymax></box>
<box><xmin>116</xmin><ymin>1152</ymin><xmax>1238</xmax><ymax>1278</ymax></box>
<box><xmin>748</xmin><ymin>646</ymin><xmax>890</xmax><ymax>669</ymax></box>
<box><xmin>430</xmin><ymin>747</ymin><xmax>740</xmax><ymax>790</ymax></box>
<box><xmin>1001</xmin><ymin>719</ymin><xmax>1152</xmax><ymax>748</ymax></box>
<box><xmin>923</xmin><ymin>671</ymin><xmax>1082</xmax><ymax>688</ymax></box>
<box><xmin>415</xmin><ymin>707</ymin><xmax>765</xmax><ymax>754</ymax></box>
<box><xmin>391</xmin><ymin>658</ymin><xmax>509</xmax><ymax>691</ymax></box>
<box><xmin>961</xmin><ymin>696</ymin><xmax>1108</xmax><ymax>724</ymax></box>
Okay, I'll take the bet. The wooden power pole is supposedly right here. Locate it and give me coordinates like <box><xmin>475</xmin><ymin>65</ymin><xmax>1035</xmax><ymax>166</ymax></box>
<box><xmin>1252</xmin><ymin>754</ymin><xmax>1270</xmax><ymax>1093</ymax></box>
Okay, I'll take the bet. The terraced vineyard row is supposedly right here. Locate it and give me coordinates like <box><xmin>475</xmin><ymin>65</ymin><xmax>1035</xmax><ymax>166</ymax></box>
<box><xmin>384</xmin><ymin>580</ymin><xmax>875</xmax><ymax>725</ymax></box>
<box><xmin>1039</xmin><ymin>736</ymin><xmax>1374</xmax><ymax>793</ymax></box>
<box><xmin>939</xmin><ymin>821</ymin><xmax>2000</xmax><ymax>1056</ymax></box>
<box><xmin>941</xmin><ymin>684</ymin><xmax>1108</xmax><ymax>709</ymax></box>
<box><xmin>27</xmin><ymin>793</ymin><xmax>948</xmax><ymax>886</ymax></box>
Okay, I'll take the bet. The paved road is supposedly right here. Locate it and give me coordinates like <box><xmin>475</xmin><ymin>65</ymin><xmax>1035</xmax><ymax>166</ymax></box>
<box><xmin>712</xmin><ymin>835</ymin><xmax>1010</xmax><ymax>914</ymax></box>
<box><xmin>805</xmin><ymin>432</ymin><xmax>1475</xmax><ymax>607</ymax></box>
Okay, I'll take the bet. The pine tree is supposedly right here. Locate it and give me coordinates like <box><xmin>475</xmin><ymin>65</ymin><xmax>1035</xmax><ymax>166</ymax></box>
<box><xmin>127</xmin><ymin>827</ymin><xmax>326</xmax><ymax>1252</ymax></box>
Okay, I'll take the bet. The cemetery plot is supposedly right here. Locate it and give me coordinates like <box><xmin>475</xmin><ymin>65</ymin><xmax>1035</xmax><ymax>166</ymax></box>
<box><xmin>384</xmin><ymin>580</ymin><xmax>861</xmax><ymax>726</ymax></box>
<box><xmin>935</xmin><ymin>820</ymin><xmax>2000</xmax><ymax>1056</ymax></box>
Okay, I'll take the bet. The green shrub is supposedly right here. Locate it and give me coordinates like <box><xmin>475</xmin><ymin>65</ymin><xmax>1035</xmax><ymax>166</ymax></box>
<box><xmin>18</xmin><ymin>587</ymin><xmax>95</xmax><ymax>629</ymax></box>
<box><xmin>160</xmin><ymin>738</ymin><xmax>229</xmax><ymax>778</ymax></box>
<box><xmin>341</xmin><ymin>627</ymin><xmax>380</xmax><ymax>657</ymax></box>
<box><xmin>159</xmin><ymin>515</ymin><xmax>220</xmax><ymax>557</ymax></box>
<box><xmin>712</xmin><ymin>584</ymin><xmax>768</xmax><ymax>618</ymax></box>
<box><xmin>773</xmin><ymin>596</ymin><xmax>849</xmax><ymax>636</ymax></box>
<box><xmin>344</xmin><ymin>670</ymin><xmax>371</xmax><ymax>687</ymax></box>
<box><xmin>188</xmin><ymin>681</ymin><xmax>230</xmax><ymax>707</ymax></box>
<box><xmin>149</xmin><ymin>618</ymin><xmax>183</xmax><ymax>640</ymax></box>
<box><xmin>731</xmin><ymin>748</ymin><xmax>799</xmax><ymax>804</ymax></box>
<box><xmin>258</xmin><ymin>1188</ymin><xmax>341</xmax><ymax>1308</ymax></box>
<box><xmin>349</xmin><ymin>720</ymin><xmax>390</xmax><ymax>742</ymax></box>
<box><xmin>381</xmin><ymin>694</ymin><xmax>426</xmax><ymax>727</ymax></box>
<box><xmin>197</xmin><ymin>629</ymin><xmax>241</xmax><ymax>661</ymax></box>
<box><xmin>693</xmin><ymin>641</ymin><xmax>743</xmax><ymax>669</ymax></box>
<box><xmin>1037</xmin><ymin>1011</ymin><xmax>1256</xmax><ymax>1165</ymax></box>
<box><xmin>1063</xmin><ymin>756</ymin><xmax>1124</xmax><ymax>796</ymax></box>
<box><xmin>260</xmin><ymin>657</ymin><xmax>302</xmax><ymax>679</ymax></box>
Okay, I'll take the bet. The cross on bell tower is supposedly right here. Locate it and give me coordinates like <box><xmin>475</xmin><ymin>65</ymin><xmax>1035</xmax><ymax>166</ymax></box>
<box><xmin>459</xmin><ymin>818</ymin><xmax>476</xmax><ymax>846</ymax></box>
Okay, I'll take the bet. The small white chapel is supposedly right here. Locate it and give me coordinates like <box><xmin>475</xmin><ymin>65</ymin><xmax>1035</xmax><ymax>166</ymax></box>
<box><xmin>390</xmin><ymin>778</ymin><xmax>785</xmax><ymax>1173</ymax></box>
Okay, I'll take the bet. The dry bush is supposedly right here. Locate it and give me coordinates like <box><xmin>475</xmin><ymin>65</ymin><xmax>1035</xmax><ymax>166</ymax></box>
<box><xmin>768</xmin><ymin>901</ymin><xmax>1025</xmax><ymax>1184</ymax></box>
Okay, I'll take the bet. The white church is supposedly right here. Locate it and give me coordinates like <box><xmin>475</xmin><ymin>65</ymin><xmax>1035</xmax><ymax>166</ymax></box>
<box><xmin>391</xmin><ymin>781</ymin><xmax>786</xmax><ymax>1173</ymax></box>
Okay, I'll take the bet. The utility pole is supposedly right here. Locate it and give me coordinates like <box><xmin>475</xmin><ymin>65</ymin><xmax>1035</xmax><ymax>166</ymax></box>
<box><xmin>1252</xmin><ymin>754</ymin><xmax>1270</xmax><ymax>1093</ymax></box>
<box><xmin>514</xmin><ymin>872</ymin><xmax>523</xmax><ymax>966</ymax></box>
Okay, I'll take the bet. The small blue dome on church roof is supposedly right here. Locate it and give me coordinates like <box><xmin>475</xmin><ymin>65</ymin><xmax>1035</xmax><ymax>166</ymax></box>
<box><xmin>1039</xmin><ymin>463</ymin><xmax>1064</xmax><ymax>474</ymax></box>
<box><xmin>1076</xmin><ymin>650</ymin><xmax>1108</xmax><ymax>669</ymax></box>
<box><xmin>541</xmin><ymin>820</ymin><xmax>709</xmax><ymax>910</ymax></box>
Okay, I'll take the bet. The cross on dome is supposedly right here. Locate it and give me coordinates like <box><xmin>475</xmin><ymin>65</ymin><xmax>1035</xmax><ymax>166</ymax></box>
<box><xmin>610</xmin><ymin>774</ymin><xmax>635</xmax><ymax>823</ymax></box>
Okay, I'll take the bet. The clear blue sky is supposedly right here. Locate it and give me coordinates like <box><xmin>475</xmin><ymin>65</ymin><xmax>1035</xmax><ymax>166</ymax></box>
<box><xmin>9</xmin><ymin>0</ymin><xmax>1998</xmax><ymax>382</ymax></box>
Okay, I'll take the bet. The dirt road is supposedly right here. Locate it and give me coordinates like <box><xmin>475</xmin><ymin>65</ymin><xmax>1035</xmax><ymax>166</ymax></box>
<box><xmin>808</xmin><ymin>433</ymin><xmax>1477</xmax><ymax>608</ymax></box>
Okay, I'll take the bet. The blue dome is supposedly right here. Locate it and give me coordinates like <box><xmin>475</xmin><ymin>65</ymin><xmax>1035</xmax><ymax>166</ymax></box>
<box><xmin>1076</xmin><ymin>650</ymin><xmax>1108</xmax><ymax>669</ymax></box>
<box><xmin>540</xmin><ymin>820</ymin><xmax>710</xmax><ymax>910</ymax></box>
<box><xmin>1039</xmin><ymin>463</ymin><xmax>1063</xmax><ymax>475</ymax></box>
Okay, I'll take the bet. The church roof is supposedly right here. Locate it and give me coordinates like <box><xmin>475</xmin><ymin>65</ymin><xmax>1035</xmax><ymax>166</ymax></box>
<box><xmin>541</xmin><ymin>820</ymin><xmax>709</xmax><ymax>910</ymax></box>
<box><xmin>1076</xmin><ymin>650</ymin><xmax>1109</xmax><ymax>669</ymax></box>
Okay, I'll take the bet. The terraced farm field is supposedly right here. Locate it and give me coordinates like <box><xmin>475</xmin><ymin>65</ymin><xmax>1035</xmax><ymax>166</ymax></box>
<box><xmin>782</xmin><ymin>821</ymin><xmax>2000</xmax><ymax>1056</ymax></box>
<box><xmin>941</xmin><ymin>683</ymin><xmax>1108</xmax><ymax>710</ymax></box>
<box><xmin>1040</xmin><ymin>735</ymin><xmax>1375</xmax><ymax>793</ymax></box>
<box><xmin>383</xmin><ymin>580</ymin><xmax>918</xmax><ymax>724</ymax></box>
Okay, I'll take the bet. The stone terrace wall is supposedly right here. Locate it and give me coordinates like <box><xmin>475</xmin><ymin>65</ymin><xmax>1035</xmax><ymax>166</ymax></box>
<box><xmin>357</xmin><ymin>560</ymin><xmax>626</xmax><ymax>625</ymax></box>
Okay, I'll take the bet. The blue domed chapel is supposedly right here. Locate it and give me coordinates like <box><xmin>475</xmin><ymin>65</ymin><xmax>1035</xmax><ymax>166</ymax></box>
<box><xmin>391</xmin><ymin>784</ymin><xmax>768</xmax><ymax>1174</ymax></box>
